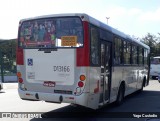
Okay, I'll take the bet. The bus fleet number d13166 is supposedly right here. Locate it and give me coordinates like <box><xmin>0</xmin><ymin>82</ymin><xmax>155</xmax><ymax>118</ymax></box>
<box><xmin>53</xmin><ymin>66</ymin><xmax>70</xmax><ymax>73</ymax></box>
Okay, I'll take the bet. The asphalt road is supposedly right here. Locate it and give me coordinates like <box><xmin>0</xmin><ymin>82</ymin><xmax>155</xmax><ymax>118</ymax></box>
<box><xmin>0</xmin><ymin>80</ymin><xmax>160</xmax><ymax>121</ymax></box>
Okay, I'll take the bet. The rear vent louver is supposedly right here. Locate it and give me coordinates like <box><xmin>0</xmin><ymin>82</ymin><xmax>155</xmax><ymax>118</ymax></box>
<box><xmin>54</xmin><ymin>90</ymin><xmax>72</xmax><ymax>95</ymax></box>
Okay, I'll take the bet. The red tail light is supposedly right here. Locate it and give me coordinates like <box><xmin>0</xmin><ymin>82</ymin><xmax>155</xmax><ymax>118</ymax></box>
<box><xmin>16</xmin><ymin>48</ymin><xmax>24</xmax><ymax>65</ymax></box>
<box><xmin>78</xmin><ymin>81</ymin><xmax>84</xmax><ymax>87</ymax></box>
<box><xmin>18</xmin><ymin>78</ymin><xmax>23</xmax><ymax>83</ymax></box>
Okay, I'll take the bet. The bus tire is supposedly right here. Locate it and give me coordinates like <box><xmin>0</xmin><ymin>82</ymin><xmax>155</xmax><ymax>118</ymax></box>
<box><xmin>116</xmin><ymin>83</ymin><xmax>125</xmax><ymax>106</ymax></box>
<box><xmin>139</xmin><ymin>77</ymin><xmax>146</xmax><ymax>92</ymax></box>
<box><xmin>139</xmin><ymin>81</ymin><xmax>144</xmax><ymax>92</ymax></box>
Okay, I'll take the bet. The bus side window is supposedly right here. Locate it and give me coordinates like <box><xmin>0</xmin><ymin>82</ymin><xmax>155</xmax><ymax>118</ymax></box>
<box><xmin>144</xmin><ymin>49</ymin><xmax>148</xmax><ymax>65</ymax></box>
<box><xmin>114</xmin><ymin>37</ymin><xmax>123</xmax><ymax>65</ymax></box>
<box><xmin>90</xmin><ymin>25</ymin><xmax>99</xmax><ymax>65</ymax></box>
<box><xmin>132</xmin><ymin>44</ymin><xmax>138</xmax><ymax>65</ymax></box>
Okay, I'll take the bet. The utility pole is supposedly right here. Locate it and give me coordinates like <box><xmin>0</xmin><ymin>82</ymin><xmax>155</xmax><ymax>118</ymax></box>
<box><xmin>106</xmin><ymin>17</ymin><xmax>110</xmax><ymax>24</ymax></box>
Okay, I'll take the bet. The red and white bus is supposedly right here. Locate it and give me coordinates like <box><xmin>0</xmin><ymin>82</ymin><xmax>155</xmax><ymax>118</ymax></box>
<box><xmin>17</xmin><ymin>13</ymin><xmax>150</xmax><ymax>109</ymax></box>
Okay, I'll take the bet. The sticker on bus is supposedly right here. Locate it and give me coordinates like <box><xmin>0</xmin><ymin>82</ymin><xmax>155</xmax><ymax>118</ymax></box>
<box><xmin>27</xmin><ymin>72</ymin><xmax>35</xmax><ymax>79</ymax></box>
<box><xmin>61</xmin><ymin>36</ymin><xmax>77</xmax><ymax>46</ymax></box>
<box><xmin>43</xmin><ymin>81</ymin><xmax>55</xmax><ymax>87</ymax></box>
<box><xmin>27</xmin><ymin>58</ymin><xmax>33</xmax><ymax>66</ymax></box>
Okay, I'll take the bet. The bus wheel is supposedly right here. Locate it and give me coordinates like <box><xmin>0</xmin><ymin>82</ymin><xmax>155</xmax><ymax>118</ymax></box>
<box><xmin>116</xmin><ymin>83</ymin><xmax>125</xmax><ymax>105</ymax></box>
<box><xmin>137</xmin><ymin>78</ymin><xmax>145</xmax><ymax>93</ymax></box>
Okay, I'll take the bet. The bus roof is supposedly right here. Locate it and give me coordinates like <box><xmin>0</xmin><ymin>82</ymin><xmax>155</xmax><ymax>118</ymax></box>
<box><xmin>19</xmin><ymin>13</ymin><xmax>150</xmax><ymax>50</ymax></box>
<box><xmin>85</xmin><ymin>14</ymin><xmax>150</xmax><ymax>50</ymax></box>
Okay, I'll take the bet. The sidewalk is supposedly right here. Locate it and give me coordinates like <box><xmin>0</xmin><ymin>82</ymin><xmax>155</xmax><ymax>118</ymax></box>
<box><xmin>2</xmin><ymin>82</ymin><xmax>18</xmax><ymax>90</ymax></box>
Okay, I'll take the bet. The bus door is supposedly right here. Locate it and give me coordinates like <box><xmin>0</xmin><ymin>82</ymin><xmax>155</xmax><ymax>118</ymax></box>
<box><xmin>99</xmin><ymin>41</ymin><xmax>112</xmax><ymax>104</ymax></box>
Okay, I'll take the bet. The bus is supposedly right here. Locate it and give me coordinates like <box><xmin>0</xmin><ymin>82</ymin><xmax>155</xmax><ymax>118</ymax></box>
<box><xmin>17</xmin><ymin>13</ymin><xmax>150</xmax><ymax>109</ymax></box>
<box><xmin>150</xmin><ymin>56</ymin><xmax>160</xmax><ymax>80</ymax></box>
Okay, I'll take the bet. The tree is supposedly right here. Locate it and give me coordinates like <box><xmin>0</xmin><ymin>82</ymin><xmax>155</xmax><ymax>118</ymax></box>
<box><xmin>0</xmin><ymin>39</ymin><xmax>17</xmax><ymax>75</ymax></box>
<box><xmin>142</xmin><ymin>33</ymin><xmax>160</xmax><ymax>57</ymax></box>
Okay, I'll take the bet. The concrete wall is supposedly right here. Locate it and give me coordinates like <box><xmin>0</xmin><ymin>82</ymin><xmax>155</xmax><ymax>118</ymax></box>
<box><xmin>0</xmin><ymin>76</ymin><xmax>17</xmax><ymax>82</ymax></box>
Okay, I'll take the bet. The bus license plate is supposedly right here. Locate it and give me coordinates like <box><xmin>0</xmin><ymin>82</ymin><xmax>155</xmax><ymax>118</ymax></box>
<box><xmin>43</xmin><ymin>81</ymin><xmax>55</xmax><ymax>87</ymax></box>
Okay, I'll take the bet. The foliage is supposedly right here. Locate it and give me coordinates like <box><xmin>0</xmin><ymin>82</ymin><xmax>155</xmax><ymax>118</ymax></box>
<box><xmin>141</xmin><ymin>33</ymin><xmax>160</xmax><ymax>57</ymax></box>
<box><xmin>0</xmin><ymin>39</ymin><xmax>17</xmax><ymax>74</ymax></box>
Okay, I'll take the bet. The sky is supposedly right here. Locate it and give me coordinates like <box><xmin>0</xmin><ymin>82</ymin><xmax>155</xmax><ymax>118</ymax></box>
<box><xmin>0</xmin><ymin>0</ymin><xmax>159</xmax><ymax>39</ymax></box>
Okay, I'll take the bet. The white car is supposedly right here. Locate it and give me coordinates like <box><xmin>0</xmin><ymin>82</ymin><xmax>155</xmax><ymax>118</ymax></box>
<box><xmin>0</xmin><ymin>79</ymin><xmax>3</xmax><ymax>91</ymax></box>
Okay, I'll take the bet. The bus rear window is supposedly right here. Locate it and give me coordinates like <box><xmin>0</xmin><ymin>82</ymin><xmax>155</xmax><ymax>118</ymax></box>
<box><xmin>18</xmin><ymin>17</ymin><xmax>84</xmax><ymax>48</ymax></box>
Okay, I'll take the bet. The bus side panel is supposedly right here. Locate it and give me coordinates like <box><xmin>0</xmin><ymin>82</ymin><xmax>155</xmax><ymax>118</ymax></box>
<box><xmin>87</xmin><ymin>67</ymin><xmax>101</xmax><ymax>109</ymax></box>
<box><xmin>123</xmin><ymin>66</ymin><xmax>140</xmax><ymax>95</ymax></box>
<box><xmin>110</xmin><ymin>66</ymin><xmax>145</xmax><ymax>103</ymax></box>
<box><xmin>125</xmin><ymin>66</ymin><xmax>146</xmax><ymax>94</ymax></box>
<box><xmin>110</xmin><ymin>66</ymin><xmax>122</xmax><ymax>103</ymax></box>
<box><xmin>136</xmin><ymin>66</ymin><xmax>145</xmax><ymax>89</ymax></box>
<box><xmin>110</xmin><ymin>66</ymin><xmax>139</xmax><ymax>102</ymax></box>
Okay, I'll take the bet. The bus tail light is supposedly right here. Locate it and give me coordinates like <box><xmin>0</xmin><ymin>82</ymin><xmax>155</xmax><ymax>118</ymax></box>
<box><xmin>75</xmin><ymin>74</ymin><xmax>86</xmax><ymax>95</ymax></box>
<box><xmin>18</xmin><ymin>78</ymin><xmax>23</xmax><ymax>83</ymax></box>
<box><xmin>18</xmin><ymin>77</ymin><xmax>27</xmax><ymax>90</ymax></box>
<box><xmin>78</xmin><ymin>81</ymin><xmax>84</xmax><ymax>87</ymax></box>
<box><xmin>16</xmin><ymin>48</ymin><xmax>24</xmax><ymax>65</ymax></box>
<box><xmin>17</xmin><ymin>72</ymin><xmax>22</xmax><ymax>78</ymax></box>
<box><xmin>17</xmin><ymin>71</ymin><xmax>26</xmax><ymax>90</ymax></box>
<box><xmin>80</xmin><ymin>75</ymin><xmax>86</xmax><ymax>81</ymax></box>
<box><xmin>78</xmin><ymin>74</ymin><xmax>86</xmax><ymax>87</ymax></box>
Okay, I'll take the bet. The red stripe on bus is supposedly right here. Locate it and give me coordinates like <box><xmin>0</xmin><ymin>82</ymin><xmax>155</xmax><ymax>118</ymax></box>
<box><xmin>76</xmin><ymin>21</ymin><xmax>90</xmax><ymax>66</ymax></box>
<box><xmin>16</xmin><ymin>47</ymin><xmax>24</xmax><ymax>65</ymax></box>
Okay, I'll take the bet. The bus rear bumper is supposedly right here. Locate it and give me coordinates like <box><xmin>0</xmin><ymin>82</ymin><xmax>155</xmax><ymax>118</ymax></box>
<box><xmin>18</xmin><ymin>88</ymin><xmax>76</xmax><ymax>104</ymax></box>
